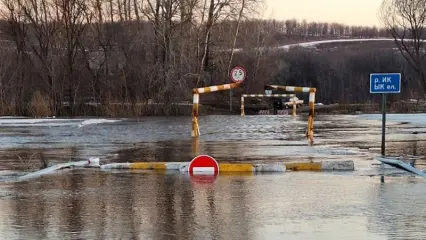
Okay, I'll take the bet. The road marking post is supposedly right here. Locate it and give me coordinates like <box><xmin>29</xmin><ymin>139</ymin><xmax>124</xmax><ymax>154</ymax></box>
<box><xmin>369</xmin><ymin>73</ymin><xmax>401</xmax><ymax>156</ymax></box>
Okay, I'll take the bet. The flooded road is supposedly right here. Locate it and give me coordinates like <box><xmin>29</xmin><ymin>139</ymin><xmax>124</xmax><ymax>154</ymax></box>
<box><xmin>0</xmin><ymin>113</ymin><xmax>426</xmax><ymax>239</ymax></box>
<box><xmin>0</xmin><ymin>114</ymin><xmax>425</xmax><ymax>168</ymax></box>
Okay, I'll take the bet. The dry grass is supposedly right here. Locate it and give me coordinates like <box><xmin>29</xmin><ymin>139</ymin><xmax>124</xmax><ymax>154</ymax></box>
<box><xmin>12</xmin><ymin>150</ymin><xmax>49</xmax><ymax>171</ymax></box>
<box><xmin>28</xmin><ymin>91</ymin><xmax>52</xmax><ymax>118</ymax></box>
<box><xmin>8</xmin><ymin>147</ymin><xmax>79</xmax><ymax>171</ymax></box>
<box><xmin>0</xmin><ymin>101</ymin><xmax>15</xmax><ymax>115</ymax></box>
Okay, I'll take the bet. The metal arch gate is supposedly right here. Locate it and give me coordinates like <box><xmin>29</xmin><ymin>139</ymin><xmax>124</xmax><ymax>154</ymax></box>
<box><xmin>265</xmin><ymin>85</ymin><xmax>317</xmax><ymax>145</ymax></box>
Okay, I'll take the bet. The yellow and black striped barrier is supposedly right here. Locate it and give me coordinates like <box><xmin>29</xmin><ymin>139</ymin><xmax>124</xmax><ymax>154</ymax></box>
<box><xmin>265</xmin><ymin>85</ymin><xmax>317</xmax><ymax>144</ymax></box>
<box><xmin>192</xmin><ymin>83</ymin><xmax>242</xmax><ymax>137</ymax></box>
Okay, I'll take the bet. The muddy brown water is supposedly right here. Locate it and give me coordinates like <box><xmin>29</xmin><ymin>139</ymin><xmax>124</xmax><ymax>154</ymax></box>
<box><xmin>0</xmin><ymin>114</ymin><xmax>426</xmax><ymax>239</ymax></box>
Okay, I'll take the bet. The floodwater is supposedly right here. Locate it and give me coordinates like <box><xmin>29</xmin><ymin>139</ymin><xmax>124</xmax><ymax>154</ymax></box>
<box><xmin>0</xmin><ymin>113</ymin><xmax>426</xmax><ymax>239</ymax></box>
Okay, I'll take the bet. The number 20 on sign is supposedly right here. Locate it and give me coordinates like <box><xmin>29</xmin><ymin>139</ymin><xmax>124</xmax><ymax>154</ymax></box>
<box><xmin>230</xmin><ymin>66</ymin><xmax>247</xmax><ymax>83</ymax></box>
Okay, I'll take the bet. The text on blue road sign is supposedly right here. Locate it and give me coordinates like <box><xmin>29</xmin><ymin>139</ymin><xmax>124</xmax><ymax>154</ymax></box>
<box><xmin>370</xmin><ymin>73</ymin><xmax>401</xmax><ymax>93</ymax></box>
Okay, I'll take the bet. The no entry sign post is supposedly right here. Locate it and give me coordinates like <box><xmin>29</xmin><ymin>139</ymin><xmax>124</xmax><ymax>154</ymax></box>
<box><xmin>370</xmin><ymin>73</ymin><xmax>401</xmax><ymax>157</ymax></box>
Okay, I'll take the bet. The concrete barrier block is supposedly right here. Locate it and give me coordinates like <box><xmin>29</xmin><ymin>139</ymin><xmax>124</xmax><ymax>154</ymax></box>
<box><xmin>101</xmin><ymin>163</ymin><xmax>132</xmax><ymax>169</ymax></box>
<box><xmin>88</xmin><ymin>157</ymin><xmax>100</xmax><ymax>167</ymax></box>
<box><xmin>179</xmin><ymin>163</ymin><xmax>189</xmax><ymax>173</ymax></box>
<box><xmin>253</xmin><ymin>164</ymin><xmax>286</xmax><ymax>172</ymax></box>
<box><xmin>165</xmin><ymin>162</ymin><xmax>187</xmax><ymax>170</ymax></box>
<box><xmin>321</xmin><ymin>160</ymin><xmax>354</xmax><ymax>171</ymax></box>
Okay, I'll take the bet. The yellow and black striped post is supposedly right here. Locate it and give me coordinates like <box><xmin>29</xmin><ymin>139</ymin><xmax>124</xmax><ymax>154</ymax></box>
<box><xmin>241</xmin><ymin>96</ymin><xmax>245</xmax><ymax>116</ymax></box>
<box><xmin>192</xmin><ymin>93</ymin><xmax>200</xmax><ymax>137</ymax></box>
<box><xmin>192</xmin><ymin>83</ymin><xmax>242</xmax><ymax>137</ymax></box>
<box><xmin>292</xmin><ymin>97</ymin><xmax>297</xmax><ymax>117</ymax></box>
<box><xmin>307</xmin><ymin>90</ymin><xmax>316</xmax><ymax>145</ymax></box>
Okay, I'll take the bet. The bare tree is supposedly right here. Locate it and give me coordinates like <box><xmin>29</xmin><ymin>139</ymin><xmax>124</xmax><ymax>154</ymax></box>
<box><xmin>380</xmin><ymin>0</ymin><xmax>426</xmax><ymax>96</ymax></box>
<box><xmin>55</xmin><ymin>0</ymin><xmax>90</xmax><ymax>114</ymax></box>
<box><xmin>197</xmin><ymin>0</ymin><xmax>230</xmax><ymax>86</ymax></box>
<box><xmin>225</xmin><ymin>0</ymin><xmax>244</xmax><ymax>77</ymax></box>
<box><xmin>16</xmin><ymin>0</ymin><xmax>59</xmax><ymax>113</ymax></box>
<box><xmin>225</xmin><ymin>0</ymin><xmax>262</xmax><ymax>75</ymax></box>
<box><xmin>133</xmin><ymin>0</ymin><xmax>141</xmax><ymax>21</ymax></box>
<box><xmin>1</xmin><ymin>0</ymin><xmax>30</xmax><ymax>115</ymax></box>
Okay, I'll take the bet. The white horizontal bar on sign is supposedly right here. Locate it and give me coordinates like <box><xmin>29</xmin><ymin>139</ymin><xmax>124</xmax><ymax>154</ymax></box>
<box><xmin>193</xmin><ymin>167</ymin><xmax>215</xmax><ymax>172</ymax></box>
<box><xmin>192</xmin><ymin>167</ymin><xmax>216</xmax><ymax>175</ymax></box>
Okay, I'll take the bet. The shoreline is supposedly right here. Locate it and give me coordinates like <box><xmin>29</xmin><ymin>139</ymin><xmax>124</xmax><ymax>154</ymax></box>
<box><xmin>0</xmin><ymin>102</ymin><xmax>425</xmax><ymax>118</ymax></box>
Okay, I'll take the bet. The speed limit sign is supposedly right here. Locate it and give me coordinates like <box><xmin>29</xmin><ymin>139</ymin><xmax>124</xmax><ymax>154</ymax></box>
<box><xmin>230</xmin><ymin>66</ymin><xmax>246</xmax><ymax>83</ymax></box>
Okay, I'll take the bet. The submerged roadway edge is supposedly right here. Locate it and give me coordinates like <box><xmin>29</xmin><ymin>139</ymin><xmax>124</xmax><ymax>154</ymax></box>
<box><xmin>100</xmin><ymin>161</ymin><xmax>355</xmax><ymax>172</ymax></box>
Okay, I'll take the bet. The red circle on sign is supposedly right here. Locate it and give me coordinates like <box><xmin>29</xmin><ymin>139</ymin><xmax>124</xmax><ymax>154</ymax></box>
<box><xmin>230</xmin><ymin>66</ymin><xmax>246</xmax><ymax>83</ymax></box>
<box><xmin>188</xmin><ymin>155</ymin><xmax>219</xmax><ymax>176</ymax></box>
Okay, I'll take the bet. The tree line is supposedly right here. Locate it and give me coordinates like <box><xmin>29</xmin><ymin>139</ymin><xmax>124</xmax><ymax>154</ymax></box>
<box><xmin>0</xmin><ymin>0</ymin><xmax>423</xmax><ymax>117</ymax></box>
<box><xmin>272</xmin><ymin>46</ymin><xmax>421</xmax><ymax>105</ymax></box>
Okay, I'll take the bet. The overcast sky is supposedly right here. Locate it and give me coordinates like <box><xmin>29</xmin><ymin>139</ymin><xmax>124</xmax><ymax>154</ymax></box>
<box><xmin>262</xmin><ymin>0</ymin><xmax>384</xmax><ymax>27</ymax></box>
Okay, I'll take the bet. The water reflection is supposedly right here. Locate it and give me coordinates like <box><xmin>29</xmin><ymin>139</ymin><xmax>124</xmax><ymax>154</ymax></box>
<box><xmin>3</xmin><ymin>171</ymin><xmax>426</xmax><ymax>239</ymax></box>
<box><xmin>368</xmin><ymin>178</ymin><xmax>426</xmax><ymax>240</ymax></box>
<box><xmin>2</xmin><ymin>171</ymin><xmax>255</xmax><ymax>239</ymax></box>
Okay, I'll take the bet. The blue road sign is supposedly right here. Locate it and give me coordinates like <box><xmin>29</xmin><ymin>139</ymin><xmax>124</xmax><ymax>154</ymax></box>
<box><xmin>370</xmin><ymin>73</ymin><xmax>401</xmax><ymax>94</ymax></box>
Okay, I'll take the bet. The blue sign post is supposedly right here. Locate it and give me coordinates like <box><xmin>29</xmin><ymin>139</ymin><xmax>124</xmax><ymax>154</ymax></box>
<box><xmin>370</xmin><ymin>73</ymin><xmax>401</xmax><ymax>157</ymax></box>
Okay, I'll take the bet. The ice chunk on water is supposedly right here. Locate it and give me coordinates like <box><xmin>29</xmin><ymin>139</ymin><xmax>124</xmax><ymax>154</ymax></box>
<box><xmin>88</xmin><ymin>157</ymin><xmax>100</xmax><ymax>167</ymax></box>
<box><xmin>78</xmin><ymin>119</ymin><xmax>121</xmax><ymax>128</ymax></box>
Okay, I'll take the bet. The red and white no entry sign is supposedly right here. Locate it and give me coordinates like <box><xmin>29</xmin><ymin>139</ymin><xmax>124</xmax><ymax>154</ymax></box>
<box><xmin>188</xmin><ymin>155</ymin><xmax>219</xmax><ymax>176</ymax></box>
<box><xmin>230</xmin><ymin>66</ymin><xmax>246</xmax><ymax>83</ymax></box>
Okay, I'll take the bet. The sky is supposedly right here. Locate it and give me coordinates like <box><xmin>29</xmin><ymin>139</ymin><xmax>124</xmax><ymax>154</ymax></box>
<box><xmin>261</xmin><ymin>0</ymin><xmax>384</xmax><ymax>27</ymax></box>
